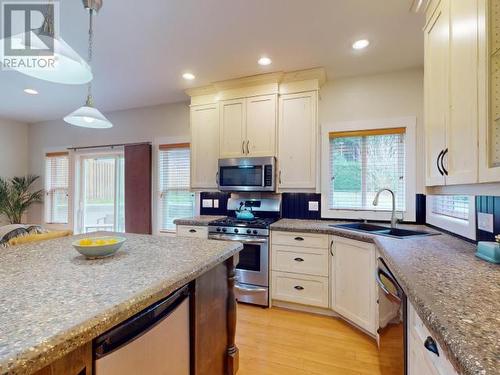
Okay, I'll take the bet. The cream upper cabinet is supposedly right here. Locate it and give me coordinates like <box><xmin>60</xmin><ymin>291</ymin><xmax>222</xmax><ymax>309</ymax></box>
<box><xmin>446</xmin><ymin>0</ymin><xmax>479</xmax><ymax>185</ymax></box>
<box><xmin>219</xmin><ymin>99</ymin><xmax>246</xmax><ymax>158</ymax></box>
<box><xmin>190</xmin><ymin>103</ymin><xmax>219</xmax><ymax>189</ymax></box>
<box><xmin>245</xmin><ymin>95</ymin><xmax>277</xmax><ymax>157</ymax></box>
<box><xmin>331</xmin><ymin>236</ymin><xmax>377</xmax><ymax>335</ymax></box>
<box><xmin>425</xmin><ymin>0</ymin><xmax>482</xmax><ymax>186</ymax></box>
<box><xmin>479</xmin><ymin>0</ymin><xmax>500</xmax><ymax>182</ymax></box>
<box><xmin>278</xmin><ymin>91</ymin><xmax>318</xmax><ymax>190</ymax></box>
<box><xmin>424</xmin><ymin>0</ymin><xmax>449</xmax><ymax>187</ymax></box>
<box><xmin>220</xmin><ymin>95</ymin><xmax>277</xmax><ymax>158</ymax></box>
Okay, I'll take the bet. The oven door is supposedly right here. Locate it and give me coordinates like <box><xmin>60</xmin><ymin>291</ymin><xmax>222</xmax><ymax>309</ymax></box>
<box><xmin>217</xmin><ymin>157</ymin><xmax>275</xmax><ymax>192</ymax></box>
<box><xmin>208</xmin><ymin>233</ymin><xmax>269</xmax><ymax>286</ymax></box>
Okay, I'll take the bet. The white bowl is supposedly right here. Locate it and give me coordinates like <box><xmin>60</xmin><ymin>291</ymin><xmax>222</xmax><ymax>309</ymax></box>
<box><xmin>72</xmin><ymin>236</ymin><xmax>126</xmax><ymax>259</ymax></box>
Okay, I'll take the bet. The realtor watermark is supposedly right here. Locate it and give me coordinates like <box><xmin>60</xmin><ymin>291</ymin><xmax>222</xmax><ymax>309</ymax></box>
<box><xmin>1</xmin><ymin>1</ymin><xmax>60</xmax><ymax>71</ymax></box>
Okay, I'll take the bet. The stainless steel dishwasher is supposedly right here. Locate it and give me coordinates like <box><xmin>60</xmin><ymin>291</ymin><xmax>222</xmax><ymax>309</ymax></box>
<box><xmin>94</xmin><ymin>286</ymin><xmax>190</xmax><ymax>375</ymax></box>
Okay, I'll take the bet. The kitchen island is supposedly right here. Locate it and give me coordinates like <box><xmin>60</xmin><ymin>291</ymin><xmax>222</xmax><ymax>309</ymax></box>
<box><xmin>0</xmin><ymin>233</ymin><xmax>243</xmax><ymax>375</ymax></box>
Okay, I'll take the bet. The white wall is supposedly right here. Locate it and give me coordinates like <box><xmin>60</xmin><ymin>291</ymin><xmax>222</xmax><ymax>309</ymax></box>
<box><xmin>0</xmin><ymin>118</ymin><xmax>29</xmax><ymax>224</ymax></box>
<box><xmin>28</xmin><ymin>102</ymin><xmax>190</xmax><ymax>224</ymax></box>
<box><xmin>319</xmin><ymin>68</ymin><xmax>425</xmax><ymax>193</ymax></box>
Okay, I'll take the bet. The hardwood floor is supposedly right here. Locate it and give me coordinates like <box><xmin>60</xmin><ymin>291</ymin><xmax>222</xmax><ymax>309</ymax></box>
<box><xmin>236</xmin><ymin>303</ymin><xmax>403</xmax><ymax>375</ymax></box>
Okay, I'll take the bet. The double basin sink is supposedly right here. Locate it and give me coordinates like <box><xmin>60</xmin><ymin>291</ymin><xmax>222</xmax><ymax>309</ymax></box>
<box><xmin>331</xmin><ymin>223</ymin><xmax>437</xmax><ymax>239</ymax></box>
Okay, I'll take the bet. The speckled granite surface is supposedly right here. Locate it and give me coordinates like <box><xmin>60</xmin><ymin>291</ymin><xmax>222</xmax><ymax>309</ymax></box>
<box><xmin>271</xmin><ymin>219</ymin><xmax>500</xmax><ymax>375</ymax></box>
<box><xmin>0</xmin><ymin>233</ymin><xmax>242</xmax><ymax>375</ymax></box>
<box><xmin>174</xmin><ymin>215</ymin><xmax>225</xmax><ymax>226</ymax></box>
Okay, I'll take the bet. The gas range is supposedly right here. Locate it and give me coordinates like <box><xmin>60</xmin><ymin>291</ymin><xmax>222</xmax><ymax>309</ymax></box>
<box><xmin>208</xmin><ymin>217</ymin><xmax>278</xmax><ymax>237</ymax></box>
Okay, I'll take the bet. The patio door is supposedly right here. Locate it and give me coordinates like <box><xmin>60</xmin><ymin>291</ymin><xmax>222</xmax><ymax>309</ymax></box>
<box><xmin>77</xmin><ymin>152</ymin><xmax>125</xmax><ymax>234</ymax></box>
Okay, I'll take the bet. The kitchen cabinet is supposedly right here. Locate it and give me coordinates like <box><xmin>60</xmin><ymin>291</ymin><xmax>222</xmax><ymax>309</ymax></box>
<box><xmin>278</xmin><ymin>91</ymin><xmax>318</xmax><ymax>190</ymax></box>
<box><xmin>425</xmin><ymin>0</ymin><xmax>479</xmax><ymax>186</ymax></box>
<box><xmin>408</xmin><ymin>302</ymin><xmax>459</xmax><ymax>375</ymax></box>
<box><xmin>219</xmin><ymin>95</ymin><xmax>277</xmax><ymax>158</ymax></box>
<box><xmin>331</xmin><ymin>236</ymin><xmax>377</xmax><ymax>335</ymax></box>
<box><xmin>190</xmin><ymin>103</ymin><xmax>220</xmax><ymax>189</ymax></box>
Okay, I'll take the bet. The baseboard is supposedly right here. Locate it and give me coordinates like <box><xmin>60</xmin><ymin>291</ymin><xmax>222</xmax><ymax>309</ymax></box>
<box><xmin>271</xmin><ymin>300</ymin><xmax>336</xmax><ymax>317</ymax></box>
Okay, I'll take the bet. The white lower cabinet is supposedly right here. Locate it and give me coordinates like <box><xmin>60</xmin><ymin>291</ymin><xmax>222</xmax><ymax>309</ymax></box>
<box><xmin>408</xmin><ymin>302</ymin><xmax>459</xmax><ymax>375</ymax></box>
<box><xmin>176</xmin><ymin>225</ymin><xmax>208</xmax><ymax>238</ymax></box>
<box><xmin>330</xmin><ymin>236</ymin><xmax>377</xmax><ymax>335</ymax></box>
<box><xmin>272</xmin><ymin>271</ymin><xmax>329</xmax><ymax>308</ymax></box>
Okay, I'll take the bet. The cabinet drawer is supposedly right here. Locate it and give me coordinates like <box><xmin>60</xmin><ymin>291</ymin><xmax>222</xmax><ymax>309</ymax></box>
<box><xmin>272</xmin><ymin>231</ymin><xmax>328</xmax><ymax>249</ymax></box>
<box><xmin>176</xmin><ymin>225</ymin><xmax>208</xmax><ymax>238</ymax></box>
<box><xmin>272</xmin><ymin>245</ymin><xmax>328</xmax><ymax>277</ymax></box>
<box><xmin>272</xmin><ymin>271</ymin><xmax>329</xmax><ymax>308</ymax></box>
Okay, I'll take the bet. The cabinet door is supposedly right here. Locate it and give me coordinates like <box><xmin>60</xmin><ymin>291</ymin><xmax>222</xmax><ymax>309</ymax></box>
<box><xmin>191</xmin><ymin>104</ymin><xmax>219</xmax><ymax>189</ymax></box>
<box><xmin>446</xmin><ymin>0</ymin><xmax>479</xmax><ymax>185</ymax></box>
<box><xmin>220</xmin><ymin>99</ymin><xmax>246</xmax><ymax>158</ymax></box>
<box><xmin>331</xmin><ymin>236</ymin><xmax>377</xmax><ymax>335</ymax></box>
<box><xmin>278</xmin><ymin>91</ymin><xmax>317</xmax><ymax>189</ymax></box>
<box><xmin>424</xmin><ymin>0</ymin><xmax>449</xmax><ymax>186</ymax></box>
<box><xmin>245</xmin><ymin>95</ymin><xmax>277</xmax><ymax>157</ymax></box>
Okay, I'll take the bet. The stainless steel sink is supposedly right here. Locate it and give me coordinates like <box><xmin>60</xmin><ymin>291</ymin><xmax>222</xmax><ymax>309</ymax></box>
<box><xmin>331</xmin><ymin>223</ymin><xmax>438</xmax><ymax>239</ymax></box>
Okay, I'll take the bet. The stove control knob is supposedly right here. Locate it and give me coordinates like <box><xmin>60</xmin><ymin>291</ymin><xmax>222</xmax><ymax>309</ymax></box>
<box><xmin>234</xmin><ymin>228</ymin><xmax>239</xmax><ymax>233</ymax></box>
<box><xmin>216</xmin><ymin>227</ymin><xmax>221</xmax><ymax>232</ymax></box>
<box><xmin>247</xmin><ymin>229</ymin><xmax>252</xmax><ymax>234</ymax></box>
<box><xmin>253</xmin><ymin>230</ymin><xmax>258</xmax><ymax>235</ymax></box>
<box><xmin>222</xmin><ymin>228</ymin><xmax>227</xmax><ymax>233</ymax></box>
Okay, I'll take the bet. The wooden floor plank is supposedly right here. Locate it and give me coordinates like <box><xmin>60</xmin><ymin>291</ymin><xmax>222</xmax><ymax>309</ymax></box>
<box><xmin>236</xmin><ymin>303</ymin><xmax>402</xmax><ymax>375</ymax></box>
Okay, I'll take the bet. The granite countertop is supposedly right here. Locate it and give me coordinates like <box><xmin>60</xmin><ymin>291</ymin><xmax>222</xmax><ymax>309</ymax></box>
<box><xmin>271</xmin><ymin>219</ymin><xmax>500</xmax><ymax>375</ymax></box>
<box><xmin>174</xmin><ymin>215</ymin><xmax>225</xmax><ymax>226</ymax></box>
<box><xmin>0</xmin><ymin>233</ymin><xmax>242</xmax><ymax>375</ymax></box>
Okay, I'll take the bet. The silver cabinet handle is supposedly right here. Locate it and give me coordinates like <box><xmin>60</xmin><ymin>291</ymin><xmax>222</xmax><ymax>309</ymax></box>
<box><xmin>242</xmin><ymin>141</ymin><xmax>245</xmax><ymax>154</ymax></box>
<box><xmin>235</xmin><ymin>283</ymin><xmax>267</xmax><ymax>293</ymax></box>
<box><xmin>246</xmin><ymin>140</ymin><xmax>250</xmax><ymax>154</ymax></box>
<box><xmin>330</xmin><ymin>240</ymin><xmax>334</xmax><ymax>256</ymax></box>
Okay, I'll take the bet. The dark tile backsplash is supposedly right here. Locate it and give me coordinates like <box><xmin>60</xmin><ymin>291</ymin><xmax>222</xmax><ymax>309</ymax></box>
<box><xmin>199</xmin><ymin>192</ymin><xmax>230</xmax><ymax>216</ymax></box>
<box><xmin>476</xmin><ymin>196</ymin><xmax>500</xmax><ymax>241</ymax></box>
<box><xmin>282</xmin><ymin>193</ymin><xmax>322</xmax><ymax>220</ymax></box>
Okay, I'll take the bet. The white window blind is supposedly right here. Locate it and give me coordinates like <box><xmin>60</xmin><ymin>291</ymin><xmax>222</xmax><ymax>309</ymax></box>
<box><xmin>431</xmin><ymin>195</ymin><xmax>469</xmax><ymax>221</ymax></box>
<box><xmin>158</xmin><ymin>144</ymin><xmax>195</xmax><ymax>232</ymax></box>
<box><xmin>329</xmin><ymin>128</ymin><xmax>406</xmax><ymax>211</ymax></box>
<box><xmin>45</xmin><ymin>152</ymin><xmax>70</xmax><ymax>224</ymax></box>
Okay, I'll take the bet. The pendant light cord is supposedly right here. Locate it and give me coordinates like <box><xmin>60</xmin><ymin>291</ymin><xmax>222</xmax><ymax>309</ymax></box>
<box><xmin>86</xmin><ymin>9</ymin><xmax>95</xmax><ymax>107</ymax></box>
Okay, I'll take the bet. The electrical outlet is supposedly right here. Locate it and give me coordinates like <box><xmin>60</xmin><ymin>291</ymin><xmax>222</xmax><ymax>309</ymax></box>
<box><xmin>213</xmin><ymin>199</ymin><xmax>219</xmax><ymax>208</ymax></box>
<box><xmin>308</xmin><ymin>201</ymin><xmax>319</xmax><ymax>211</ymax></box>
<box><xmin>202</xmin><ymin>199</ymin><xmax>213</xmax><ymax>208</ymax></box>
<box><xmin>478</xmin><ymin>212</ymin><xmax>494</xmax><ymax>233</ymax></box>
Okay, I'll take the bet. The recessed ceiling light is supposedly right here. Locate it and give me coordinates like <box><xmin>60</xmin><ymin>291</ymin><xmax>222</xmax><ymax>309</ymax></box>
<box><xmin>258</xmin><ymin>56</ymin><xmax>272</xmax><ymax>66</ymax></box>
<box><xmin>23</xmin><ymin>88</ymin><xmax>38</xmax><ymax>95</ymax></box>
<box><xmin>352</xmin><ymin>39</ymin><xmax>370</xmax><ymax>50</ymax></box>
<box><xmin>183</xmin><ymin>72</ymin><xmax>195</xmax><ymax>80</ymax></box>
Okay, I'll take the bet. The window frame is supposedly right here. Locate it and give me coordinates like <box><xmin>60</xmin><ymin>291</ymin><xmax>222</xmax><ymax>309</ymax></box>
<box><xmin>321</xmin><ymin>117</ymin><xmax>417</xmax><ymax>222</ymax></box>
<box><xmin>44</xmin><ymin>151</ymin><xmax>71</xmax><ymax>226</ymax></box>
<box><xmin>153</xmin><ymin>137</ymin><xmax>198</xmax><ymax>235</ymax></box>
<box><xmin>426</xmin><ymin>195</ymin><xmax>476</xmax><ymax>240</ymax></box>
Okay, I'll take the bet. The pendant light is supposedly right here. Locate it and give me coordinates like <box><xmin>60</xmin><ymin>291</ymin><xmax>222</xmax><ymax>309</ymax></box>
<box><xmin>64</xmin><ymin>0</ymin><xmax>112</xmax><ymax>129</ymax></box>
<box><xmin>0</xmin><ymin>1</ymin><xmax>92</xmax><ymax>85</ymax></box>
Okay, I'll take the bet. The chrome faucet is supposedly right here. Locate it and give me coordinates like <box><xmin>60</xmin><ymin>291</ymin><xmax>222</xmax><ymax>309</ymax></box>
<box><xmin>373</xmin><ymin>188</ymin><xmax>398</xmax><ymax>229</ymax></box>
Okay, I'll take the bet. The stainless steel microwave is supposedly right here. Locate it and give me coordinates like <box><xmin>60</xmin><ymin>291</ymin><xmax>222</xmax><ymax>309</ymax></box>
<box><xmin>217</xmin><ymin>157</ymin><xmax>276</xmax><ymax>192</ymax></box>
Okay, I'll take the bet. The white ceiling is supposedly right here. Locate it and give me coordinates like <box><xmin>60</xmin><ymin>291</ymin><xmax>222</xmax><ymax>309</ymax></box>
<box><xmin>0</xmin><ymin>0</ymin><xmax>424</xmax><ymax>123</ymax></box>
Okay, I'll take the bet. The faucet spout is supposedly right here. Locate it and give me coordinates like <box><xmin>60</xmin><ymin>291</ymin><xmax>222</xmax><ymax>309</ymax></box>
<box><xmin>373</xmin><ymin>188</ymin><xmax>397</xmax><ymax>229</ymax></box>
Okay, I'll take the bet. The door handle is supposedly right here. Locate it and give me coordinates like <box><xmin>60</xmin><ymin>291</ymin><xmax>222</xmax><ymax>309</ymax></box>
<box><xmin>242</xmin><ymin>141</ymin><xmax>245</xmax><ymax>154</ymax></box>
<box><xmin>216</xmin><ymin>172</ymin><xmax>219</xmax><ymax>186</ymax></box>
<box><xmin>424</xmin><ymin>336</ymin><xmax>440</xmax><ymax>357</ymax></box>
<box><xmin>189</xmin><ymin>229</ymin><xmax>197</xmax><ymax>233</ymax></box>
<box><xmin>329</xmin><ymin>240</ymin><xmax>334</xmax><ymax>256</ymax></box>
<box><xmin>294</xmin><ymin>257</ymin><xmax>304</xmax><ymax>262</ymax></box>
<box><xmin>441</xmin><ymin>148</ymin><xmax>448</xmax><ymax>176</ymax></box>
<box><xmin>294</xmin><ymin>286</ymin><xmax>304</xmax><ymax>291</ymax></box>
<box><xmin>246</xmin><ymin>140</ymin><xmax>250</xmax><ymax>154</ymax></box>
<box><xmin>294</xmin><ymin>237</ymin><xmax>304</xmax><ymax>241</ymax></box>
<box><xmin>279</xmin><ymin>170</ymin><xmax>282</xmax><ymax>184</ymax></box>
<box><xmin>436</xmin><ymin>150</ymin><xmax>444</xmax><ymax>176</ymax></box>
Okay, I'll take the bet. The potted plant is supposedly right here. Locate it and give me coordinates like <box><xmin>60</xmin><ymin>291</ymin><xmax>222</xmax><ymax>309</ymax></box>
<box><xmin>0</xmin><ymin>175</ymin><xmax>43</xmax><ymax>224</ymax></box>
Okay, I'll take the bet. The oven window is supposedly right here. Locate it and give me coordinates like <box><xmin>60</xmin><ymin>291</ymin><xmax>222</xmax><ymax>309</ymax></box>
<box><xmin>220</xmin><ymin>166</ymin><xmax>263</xmax><ymax>187</ymax></box>
<box><xmin>237</xmin><ymin>244</ymin><xmax>261</xmax><ymax>272</ymax></box>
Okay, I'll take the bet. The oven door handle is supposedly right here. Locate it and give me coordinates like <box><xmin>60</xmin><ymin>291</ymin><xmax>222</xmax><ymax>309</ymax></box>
<box><xmin>208</xmin><ymin>234</ymin><xmax>268</xmax><ymax>244</ymax></box>
<box><xmin>235</xmin><ymin>283</ymin><xmax>267</xmax><ymax>293</ymax></box>
<box><xmin>376</xmin><ymin>268</ymin><xmax>401</xmax><ymax>303</ymax></box>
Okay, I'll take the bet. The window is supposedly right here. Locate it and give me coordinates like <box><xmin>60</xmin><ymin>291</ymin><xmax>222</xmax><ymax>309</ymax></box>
<box><xmin>45</xmin><ymin>152</ymin><xmax>70</xmax><ymax>224</ymax></box>
<box><xmin>431</xmin><ymin>195</ymin><xmax>470</xmax><ymax>221</ymax></box>
<box><xmin>158</xmin><ymin>144</ymin><xmax>195</xmax><ymax>232</ymax></box>
<box><xmin>329</xmin><ymin>128</ymin><xmax>406</xmax><ymax>211</ymax></box>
